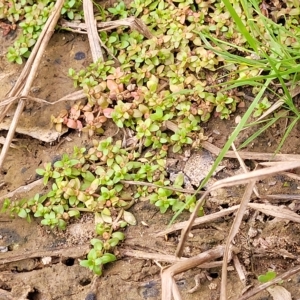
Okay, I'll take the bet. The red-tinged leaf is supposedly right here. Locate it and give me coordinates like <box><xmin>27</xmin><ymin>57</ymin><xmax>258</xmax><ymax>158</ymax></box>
<box><xmin>66</xmin><ymin>119</ymin><xmax>77</xmax><ymax>129</ymax></box>
<box><xmin>107</xmin><ymin>79</ymin><xmax>119</xmax><ymax>93</ymax></box>
<box><xmin>70</xmin><ymin>107</ymin><xmax>80</xmax><ymax>120</ymax></box>
<box><xmin>103</xmin><ymin>108</ymin><xmax>114</xmax><ymax>118</ymax></box>
<box><xmin>76</xmin><ymin>120</ymin><xmax>83</xmax><ymax>131</ymax></box>
<box><xmin>98</xmin><ymin>115</ymin><xmax>107</xmax><ymax>123</ymax></box>
<box><xmin>118</xmin><ymin>83</ymin><xmax>124</xmax><ymax>92</ymax></box>
<box><xmin>84</xmin><ymin>111</ymin><xmax>94</xmax><ymax>123</ymax></box>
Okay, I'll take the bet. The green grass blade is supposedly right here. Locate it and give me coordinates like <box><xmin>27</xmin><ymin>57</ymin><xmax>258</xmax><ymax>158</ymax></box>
<box><xmin>275</xmin><ymin>117</ymin><xmax>299</xmax><ymax>155</ymax></box>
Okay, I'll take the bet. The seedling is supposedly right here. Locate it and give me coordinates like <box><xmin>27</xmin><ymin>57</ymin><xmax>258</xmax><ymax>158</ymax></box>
<box><xmin>258</xmin><ymin>270</ymin><xmax>277</xmax><ymax>283</ymax></box>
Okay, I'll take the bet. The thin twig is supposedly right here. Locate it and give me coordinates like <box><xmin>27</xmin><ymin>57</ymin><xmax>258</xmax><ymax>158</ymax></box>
<box><xmin>0</xmin><ymin>90</ymin><xmax>86</xmax><ymax>107</ymax></box>
<box><xmin>201</xmin><ymin>141</ymin><xmax>300</xmax><ymax>161</ymax></box>
<box><xmin>161</xmin><ymin>245</ymin><xmax>226</xmax><ymax>300</ymax></box>
<box><xmin>60</xmin><ymin>17</ymin><xmax>153</xmax><ymax>39</ymax></box>
<box><xmin>0</xmin><ymin>179</ymin><xmax>43</xmax><ymax>203</ymax></box>
<box><xmin>231</xmin><ymin>142</ymin><xmax>260</xmax><ymax>198</ymax></box>
<box><xmin>220</xmin><ymin>180</ymin><xmax>255</xmax><ymax>300</ymax></box>
<box><xmin>120</xmin><ymin>249</ymin><xmax>223</xmax><ymax>268</ymax></box>
<box><xmin>121</xmin><ymin>180</ymin><xmax>202</xmax><ymax>194</ymax></box>
<box><xmin>0</xmin><ymin>244</ymin><xmax>90</xmax><ymax>264</ymax></box>
<box><xmin>155</xmin><ymin>205</ymin><xmax>240</xmax><ymax>237</ymax></box>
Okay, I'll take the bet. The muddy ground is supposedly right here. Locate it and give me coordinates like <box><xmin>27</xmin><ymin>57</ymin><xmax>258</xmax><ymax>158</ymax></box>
<box><xmin>1</xmin><ymin>23</ymin><xmax>300</xmax><ymax>300</ymax></box>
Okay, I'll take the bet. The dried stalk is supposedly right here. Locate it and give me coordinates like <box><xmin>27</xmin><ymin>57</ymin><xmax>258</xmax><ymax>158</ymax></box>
<box><xmin>0</xmin><ymin>244</ymin><xmax>90</xmax><ymax>264</ymax></box>
<box><xmin>120</xmin><ymin>249</ymin><xmax>223</xmax><ymax>268</ymax></box>
<box><xmin>0</xmin><ymin>179</ymin><xmax>43</xmax><ymax>203</ymax></box>
<box><xmin>220</xmin><ymin>180</ymin><xmax>256</xmax><ymax>300</ymax></box>
<box><xmin>83</xmin><ymin>0</ymin><xmax>103</xmax><ymax>62</ymax></box>
<box><xmin>0</xmin><ymin>90</ymin><xmax>86</xmax><ymax>107</ymax></box>
<box><xmin>60</xmin><ymin>17</ymin><xmax>153</xmax><ymax>39</ymax></box>
<box><xmin>0</xmin><ymin>0</ymin><xmax>65</xmax><ymax>169</ymax></box>
<box><xmin>175</xmin><ymin>160</ymin><xmax>300</xmax><ymax>258</ymax></box>
<box><xmin>161</xmin><ymin>245</ymin><xmax>225</xmax><ymax>300</ymax></box>
<box><xmin>201</xmin><ymin>141</ymin><xmax>300</xmax><ymax>161</ymax></box>
<box><xmin>155</xmin><ymin>205</ymin><xmax>240</xmax><ymax>237</ymax></box>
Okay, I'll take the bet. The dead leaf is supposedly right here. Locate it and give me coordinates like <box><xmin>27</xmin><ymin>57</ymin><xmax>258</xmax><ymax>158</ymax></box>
<box><xmin>248</xmin><ymin>203</ymin><xmax>300</xmax><ymax>223</ymax></box>
<box><xmin>267</xmin><ymin>286</ymin><xmax>291</xmax><ymax>300</ymax></box>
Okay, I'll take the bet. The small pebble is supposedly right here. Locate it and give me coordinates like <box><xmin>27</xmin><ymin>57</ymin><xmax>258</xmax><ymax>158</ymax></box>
<box><xmin>74</xmin><ymin>52</ymin><xmax>86</xmax><ymax>60</ymax></box>
<box><xmin>0</xmin><ymin>246</ymin><xmax>8</xmax><ymax>253</ymax></box>
<box><xmin>85</xmin><ymin>293</ymin><xmax>96</xmax><ymax>300</ymax></box>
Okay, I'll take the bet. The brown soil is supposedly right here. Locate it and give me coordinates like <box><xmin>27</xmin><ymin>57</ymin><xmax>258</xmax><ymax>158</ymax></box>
<box><xmin>1</xmin><ymin>20</ymin><xmax>300</xmax><ymax>300</ymax></box>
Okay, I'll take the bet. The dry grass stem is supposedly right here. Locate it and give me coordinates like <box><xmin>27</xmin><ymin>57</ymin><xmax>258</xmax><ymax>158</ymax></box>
<box><xmin>83</xmin><ymin>0</ymin><xmax>104</xmax><ymax>62</ymax></box>
<box><xmin>0</xmin><ymin>244</ymin><xmax>90</xmax><ymax>265</ymax></box>
<box><xmin>121</xmin><ymin>249</ymin><xmax>224</xmax><ymax>268</ymax></box>
<box><xmin>220</xmin><ymin>180</ymin><xmax>256</xmax><ymax>300</ymax></box>
<box><xmin>248</xmin><ymin>203</ymin><xmax>300</xmax><ymax>222</ymax></box>
<box><xmin>0</xmin><ymin>90</ymin><xmax>87</xmax><ymax>107</ymax></box>
<box><xmin>176</xmin><ymin>160</ymin><xmax>300</xmax><ymax>258</ymax></box>
<box><xmin>0</xmin><ymin>0</ymin><xmax>65</xmax><ymax>169</ymax></box>
<box><xmin>256</xmin><ymin>99</ymin><xmax>285</xmax><ymax>122</ymax></box>
<box><xmin>60</xmin><ymin>17</ymin><xmax>153</xmax><ymax>39</ymax></box>
<box><xmin>0</xmin><ymin>179</ymin><xmax>43</xmax><ymax>203</ymax></box>
<box><xmin>161</xmin><ymin>245</ymin><xmax>225</xmax><ymax>300</ymax></box>
<box><xmin>233</xmin><ymin>254</ymin><xmax>246</xmax><ymax>286</ymax></box>
<box><xmin>121</xmin><ymin>180</ymin><xmax>202</xmax><ymax>194</ymax></box>
<box><xmin>202</xmin><ymin>141</ymin><xmax>300</xmax><ymax>161</ymax></box>
<box><xmin>263</xmin><ymin>194</ymin><xmax>300</xmax><ymax>201</ymax></box>
<box><xmin>231</xmin><ymin>142</ymin><xmax>260</xmax><ymax>197</ymax></box>
<box><xmin>155</xmin><ymin>205</ymin><xmax>240</xmax><ymax>237</ymax></box>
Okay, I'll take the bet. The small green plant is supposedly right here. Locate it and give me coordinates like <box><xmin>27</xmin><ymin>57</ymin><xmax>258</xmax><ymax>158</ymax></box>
<box><xmin>2</xmin><ymin>0</ymin><xmax>83</xmax><ymax>63</ymax></box>
<box><xmin>107</xmin><ymin>1</ymin><xmax>128</xmax><ymax>19</ymax></box>
<box><xmin>79</xmin><ymin>237</ymin><xmax>119</xmax><ymax>275</ymax></box>
<box><xmin>253</xmin><ymin>97</ymin><xmax>271</xmax><ymax>118</ymax></box>
<box><xmin>258</xmin><ymin>270</ymin><xmax>277</xmax><ymax>283</ymax></box>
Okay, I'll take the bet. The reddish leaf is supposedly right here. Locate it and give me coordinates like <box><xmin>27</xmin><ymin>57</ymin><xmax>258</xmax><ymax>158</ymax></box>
<box><xmin>66</xmin><ymin>119</ymin><xmax>77</xmax><ymax>129</ymax></box>
<box><xmin>98</xmin><ymin>116</ymin><xmax>107</xmax><ymax>123</ymax></box>
<box><xmin>103</xmin><ymin>108</ymin><xmax>114</xmax><ymax>118</ymax></box>
<box><xmin>76</xmin><ymin>120</ymin><xmax>83</xmax><ymax>131</ymax></box>
<box><xmin>84</xmin><ymin>111</ymin><xmax>94</xmax><ymax>123</ymax></box>
<box><xmin>107</xmin><ymin>79</ymin><xmax>119</xmax><ymax>93</ymax></box>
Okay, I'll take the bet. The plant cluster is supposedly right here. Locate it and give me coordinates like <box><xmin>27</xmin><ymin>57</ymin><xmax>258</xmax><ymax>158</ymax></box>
<box><xmin>2</xmin><ymin>136</ymin><xmax>201</xmax><ymax>273</ymax></box>
<box><xmin>1</xmin><ymin>0</ymin><xmax>83</xmax><ymax>64</ymax></box>
<box><xmin>3</xmin><ymin>0</ymin><xmax>300</xmax><ymax>276</ymax></box>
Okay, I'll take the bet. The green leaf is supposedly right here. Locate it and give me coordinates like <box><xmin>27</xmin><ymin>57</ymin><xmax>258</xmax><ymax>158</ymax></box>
<box><xmin>108</xmin><ymin>238</ymin><xmax>120</xmax><ymax>247</ymax></box>
<box><xmin>87</xmin><ymin>248</ymin><xmax>98</xmax><ymax>260</ymax></box>
<box><xmin>1</xmin><ymin>199</ymin><xmax>11</xmax><ymax>212</ymax></box>
<box><xmin>36</xmin><ymin>168</ymin><xmax>45</xmax><ymax>176</ymax></box>
<box><xmin>18</xmin><ymin>208</ymin><xmax>28</xmax><ymax>218</ymax></box>
<box><xmin>52</xmin><ymin>171</ymin><xmax>61</xmax><ymax>179</ymax></box>
<box><xmin>91</xmin><ymin>238</ymin><xmax>102</xmax><ymax>246</ymax></box>
<box><xmin>258</xmin><ymin>271</ymin><xmax>277</xmax><ymax>283</ymax></box>
<box><xmin>100</xmin><ymin>253</ymin><xmax>117</xmax><ymax>264</ymax></box>
<box><xmin>68</xmin><ymin>210</ymin><xmax>80</xmax><ymax>217</ymax></box>
<box><xmin>79</xmin><ymin>259</ymin><xmax>92</xmax><ymax>268</ymax></box>
<box><xmin>93</xmin><ymin>264</ymin><xmax>103</xmax><ymax>275</ymax></box>
<box><xmin>112</xmin><ymin>231</ymin><xmax>125</xmax><ymax>241</ymax></box>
